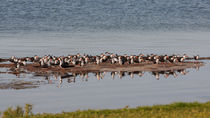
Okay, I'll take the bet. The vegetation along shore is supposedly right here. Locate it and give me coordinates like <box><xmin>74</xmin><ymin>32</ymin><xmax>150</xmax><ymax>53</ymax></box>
<box><xmin>1</xmin><ymin>101</ymin><xmax>210</xmax><ymax>118</ymax></box>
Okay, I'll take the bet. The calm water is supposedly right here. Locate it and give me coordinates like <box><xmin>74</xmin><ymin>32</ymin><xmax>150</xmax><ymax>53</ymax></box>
<box><xmin>0</xmin><ymin>0</ymin><xmax>210</xmax><ymax>114</ymax></box>
<box><xmin>0</xmin><ymin>31</ymin><xmax>210</xmax><ymax>113</ymax></box>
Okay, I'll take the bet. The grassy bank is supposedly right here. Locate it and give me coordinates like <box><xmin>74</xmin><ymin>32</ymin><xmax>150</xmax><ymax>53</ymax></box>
<box><xmin>1</xmin><ymin>102</ymin><xmax>210</xmax><ymax>118</ymax></box>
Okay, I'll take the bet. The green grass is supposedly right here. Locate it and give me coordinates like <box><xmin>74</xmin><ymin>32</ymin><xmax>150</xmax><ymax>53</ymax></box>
<box><xmin>1</xmin><ymin>102</ymin><xmax>210</xmax><ymax>118</ymax></box>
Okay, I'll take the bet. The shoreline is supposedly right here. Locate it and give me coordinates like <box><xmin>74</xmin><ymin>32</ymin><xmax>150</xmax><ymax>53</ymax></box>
<box><xmin>0</xmin><ymin>60</ymin><xmax>204</xmax><ymax>90</ymax></box>
<box><xmin>0</xmin><ymin>61</ymin><xmax>204</xmax><ymax>75</ymax></box>
<box><xmin>1</xmin><ymin>101</ymin><xmax>210</xmax><ymax>118</ymax></box>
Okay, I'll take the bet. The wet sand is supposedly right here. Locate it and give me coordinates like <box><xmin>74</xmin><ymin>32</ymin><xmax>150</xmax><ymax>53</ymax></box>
<box><xmin>0</xmin><ymin>60</ymin><xmax>203</xmax><ymax>89</ymax></box>
<box><xmin>0</xmin><ymin>80</ymin><xmax>45</xmax><ymax>90</ymax></box>
<box><xmin>0</xmin><ymin>61</ymin><xmax>204</xmax><ymax>74</ymax></box>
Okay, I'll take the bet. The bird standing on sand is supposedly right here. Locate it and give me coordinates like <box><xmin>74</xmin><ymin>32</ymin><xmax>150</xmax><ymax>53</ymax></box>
<box><xmin>96</xmin><ymin>56</ymin><xmax>100</xmax><ymax>65</ymax></box>
<box><xmin>118</xmin><ymin>56</ymin><xmax>123</xmax><ymax>65</ymax></box>
<box><xmin>194</xmin><ymin>55</ymin><xmax>199</xmax><ymax>60</ymax></box>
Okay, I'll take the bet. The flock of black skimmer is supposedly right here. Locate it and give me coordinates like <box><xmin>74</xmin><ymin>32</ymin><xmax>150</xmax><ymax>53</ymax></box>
<box><xmin>7</xmin><ymin>52</ymin><xmax>199</xmax><ymax>68</ymax></box>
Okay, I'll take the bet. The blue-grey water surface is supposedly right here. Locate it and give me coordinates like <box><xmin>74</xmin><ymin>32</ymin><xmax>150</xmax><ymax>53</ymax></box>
<box><xmin>1</xmin><ymin>0</ymin><xmax>210</xmax><ymax>32</ymax></box>
<box><xmin>0</xmin><ymin>0</ymin><xmax>210</xmax><ymax>113</ymax></box>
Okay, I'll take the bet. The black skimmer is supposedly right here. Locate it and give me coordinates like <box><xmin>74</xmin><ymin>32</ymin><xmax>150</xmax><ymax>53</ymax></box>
<box><xmin>118</xmin><ymin>56</ymin><xmax>123</xmax><ymax>65</ymax></box>
<box><xmin>194</xmin><ymin>55</ymin><xmax>199</xmax><ymax>60</ymax></box>
<box><xmin>96</xmin><ymin>56</ymin><xmax>100</xmax><ymax>65</ymax></box>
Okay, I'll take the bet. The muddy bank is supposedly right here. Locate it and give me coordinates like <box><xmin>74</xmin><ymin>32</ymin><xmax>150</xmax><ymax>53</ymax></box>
<box><xmin>0</xmin><ymin>61</ymin><xmax>204</xmax><ymax>75</ymax></box>
<box><xmin>0</xmin><ymin>61</ymin><xmax>204</xmax><ymax>90</ymax></box>
<box><xmin>0</xmin><ymin>80</ymin><xmax>45</xmax><ymax>90</ymax></box>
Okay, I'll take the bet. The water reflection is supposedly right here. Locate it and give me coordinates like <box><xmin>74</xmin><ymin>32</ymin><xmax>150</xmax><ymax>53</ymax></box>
<box><xmin>34</xmin><ymin>67</ymin><xmax>199</xmax><ymax>88</ymax></box>
<box><xmin>0</xmin><ymin>63</ymin><xmax>202</xmax><ymax>89</ymax></box>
